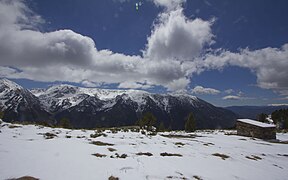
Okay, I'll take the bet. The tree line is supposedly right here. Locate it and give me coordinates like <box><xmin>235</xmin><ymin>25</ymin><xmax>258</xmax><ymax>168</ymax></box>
<box><xmin>136</xmin><ymin>112</ymin><xmax>196</xmax><ymax>132</ymax></box>
<box><xmin>257</xmin><ymin>108</ymin><xmax>288</xmax><ymax>129</ymax></box>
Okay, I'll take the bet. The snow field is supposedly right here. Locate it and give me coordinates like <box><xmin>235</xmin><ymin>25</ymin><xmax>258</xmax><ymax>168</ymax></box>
<box><xmin>0</xmin><ymin>122</ymin><xmax>287</xmax><ymax>180</ymax></box>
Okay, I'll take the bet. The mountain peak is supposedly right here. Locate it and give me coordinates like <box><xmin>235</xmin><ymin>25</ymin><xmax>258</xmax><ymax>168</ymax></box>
<box><xmin>0</xmin><ymin>78</ymin><xmax>23</xmax><ymax>91</ymax></box>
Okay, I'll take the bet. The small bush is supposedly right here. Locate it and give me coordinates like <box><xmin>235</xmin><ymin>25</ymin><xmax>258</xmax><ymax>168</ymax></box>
<box><xmin>246</xmin><ymin>155</ymin><xmax>262</xmax><ymax>161</ymax></box>
<box><xmin>76</xmin><ymin>136</ymin><xmax>85</xmax><ymax>138</ymax></box>
<box><xmin>90</xmin><ymin>141</ymin><xmax>114</xmax><ymax>146</ymax></box>
<box><xmin>123</xmin><ymin>128</ymin><xmax>129</xmax><ymax>132</ymax></box>
<box><xmin>175</xmin><ymin>142</ymin><xmax>185</xmax><ymax>146</ymax></box>
<box><xmin>141</xmin><ymin>130</ymin><xmax>146</xmax><ymax>135</ymax></box>
<box><xmin>119</xmin><ymin>154</ymin><xmax>127</xmax><ymax>158</ymax></box>
<box><xmin>113</xmin><ymin>153</ymin><xmax>127</xmax><ymax>159</ymax></box>
<box><xmin>136</xmin><ymin>152</ymin><xmax>153</xmax><ymax>156</ymax></box>
<box><xmin>212</xmin><ymin>153</ymin><xmax>230</xmax><ymax>160</ymax></box>
<box><xmin>43</xmin><ymin>132</ymin><xmax>57</xmax><ymax>139</ymax></box>
<box><xmin>107</xmin><ymin>147</ymin><xmax>117</xmax><ymax>152</ymax></box>
<box><xmin>92</xmin><ymin>153</ymin><xmax>107</xmax><ymax>158</ymax></box>
<box><xmin>277</xmin><ymin>154</ymin><xmax>288</xmax><ymax>157</ymax></box>
<box><xmin>65</xmin><ymin>135</ymin><xmax>72</xmax><ymax>138</ymax></box>
<box><xmin>108</xmin><ymin>176</ymin><xmax>119</xmax><ymax>180</ymax></box>
<box><xmin>203</xmin><ymin>142</ymin><xmax>214</xmax><ymax>146</ymax></box>
<box><xmin>193</xmin><ymin>175</ymin><xmax>203</xmax><ymax>180</ymax></box>
<box><xmin>160</xmin><ymin>152</ymin><xmax>182</xmax><ymax>157</ymax></box>
<box><xmin>90</xmin><ymin>132</ymin><xmax>107</xmax><ymax>138</ymax></box>
<box><xmin>111</xmin><ymin>129</ymin><xmax>119</xmax><ymax>134</ymax></box>
<box><xmin>147</xmin><ymin>131</ymin><xmax>157</xmax><ymax>136</ymax></box>
<box><xmin>161</xmin><ymin>134</ymin><xmax>199</xmax><ymax>139</ymax></box>
<box><xmin>8</xmin><ymin>125</ymin><xmax>21</xmax><ymax>129</ymax></box>
<box><xmin>131</xmin><ymin>128</ymin><xmax>140</xmax><ymax>133</ymax></box>
<box><xmin>8</xmin><ymin>176</ymin><xmax>39</xmax><ymax>180</ymax></box>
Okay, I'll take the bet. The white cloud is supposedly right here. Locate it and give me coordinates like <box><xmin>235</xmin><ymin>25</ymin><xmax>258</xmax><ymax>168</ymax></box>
<box><xmin>0</xmin><ymin>66</ymin><xmax>18</xmax><ymax>77</ymax></box>
<box><xmin>166</xmin><ymin>78</ymin><xmax>190</xmax><ymax>91</ymax></box>
<box><xmin>151</xmin><ymin>0</ymin><xmax>186</xmax><ymax>10</ymax></box>
<box><xmin>1</xmin><ymin>0</ymin><xmax>288</xmax><ymax>98</ymax></box>
<box><xmin>118</xmin><ymin>81</ymin><xmax>153</xmax><ymax>89</ymax></box>
<box><xmin>222</xmin><ymin>95</ymin><xmax>241</xmax><ymax>100</ymax></box>
<box><xmin>268</xmin><ymin>103</ymin><xmax>288</xmax><ymax>106</ymax></box>
<box><xmin>114</xmin><ymin>0</ymin><xmax>185</xmax><ymax>10</ymax></box>
<box><xmin>144</xmin><ymin>8</ymin><xmax>214</xmax><ymax>61</ymax></box>
<box><xmin>224</xmin><ymin>89</ymin><xmax>234</xmax><ymax>94</ymax></box>
<box><xmin>81</xmin><ymin>80</ymin><xmax>105</xmax><ymax>88</ymax></box>
<box><xmin>201</xmin><ymin>44</ymin><xmax>288</xmax><ymax>96</ymax></box>
<box><xmin>0</xmin><ymin>1</ymin><xmax>204</xmax><ymax>91</ymax></box>
<box><xmin>191</xmin><ymin>86</ymin><xmax>220</xmax><ymax>95</ymax></box>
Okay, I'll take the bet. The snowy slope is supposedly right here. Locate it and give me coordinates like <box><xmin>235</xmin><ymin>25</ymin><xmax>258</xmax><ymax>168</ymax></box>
<box><xmin>31</xmin><ymin>84</ymin><xmax>156</xmax><ymax>112</ymax></box>
<box><xmin>1</xmin><ymin>79</ymin><xmax>236</xmax><ymax>129</ymax></box>
<box><xmin>0</xmin><ymin>79</ymin><xmax>51</xmax><ymax>122</ymax></box>
<box><xmin>0</xmin><ymin>121</ymin><xmax>287</xmax><ymax>180</ymax></box>
<box><xmin>0</xmin><ymin>78</ymin><xmax>25</xmax><ymax>110</ymax></box>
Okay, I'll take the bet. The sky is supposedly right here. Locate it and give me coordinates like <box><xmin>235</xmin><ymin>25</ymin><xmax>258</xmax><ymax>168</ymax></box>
<box><xmin>0</xmin><ymin>0</ymin><xmax>288</xmax><ymax>107</ymax></box>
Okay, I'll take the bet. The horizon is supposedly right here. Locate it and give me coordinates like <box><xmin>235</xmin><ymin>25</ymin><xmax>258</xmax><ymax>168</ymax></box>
<box><xmin>2</xmin><ymin>77</ymin><xmax>288</xmax><ymax>108</ymax></box>
<box><xmin>0</xmin><ymin>0</ymin><xmax>288</xmax><ymax>107</ymax></box>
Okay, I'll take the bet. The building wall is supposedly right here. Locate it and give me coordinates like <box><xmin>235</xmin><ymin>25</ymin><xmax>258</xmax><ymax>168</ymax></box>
<box><xmin>236</xmin><ymin>121</ymin><xmax>276</xmax><ymax>139</ymax></box>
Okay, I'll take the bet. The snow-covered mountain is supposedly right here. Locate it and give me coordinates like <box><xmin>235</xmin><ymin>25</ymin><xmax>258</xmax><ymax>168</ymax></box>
<box><xmin>0</xmin><ymin>79</ymin><xmax>237</xmax><ymax>129</ymax></box>
<box><xmin>0</xmin><ymin>79</ymin><xmax>51</xmax><ymax>122</ymax></box>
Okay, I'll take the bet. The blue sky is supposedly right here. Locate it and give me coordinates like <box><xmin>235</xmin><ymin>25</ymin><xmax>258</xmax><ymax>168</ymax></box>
<box><xmin>0</xmin><ymin>0</ymin><xmax>288</xmax><ymax>107</ymax></box>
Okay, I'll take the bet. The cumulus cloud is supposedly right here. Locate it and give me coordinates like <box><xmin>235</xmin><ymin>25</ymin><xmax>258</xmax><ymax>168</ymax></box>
<box><xmin>222</xmin><ymin>94</ymin><xmax>254</xmax><ymax>101</ymax></box>
<box><xmin>113</xmin><ymin>0</ymin><xmax>186</xmax><ymax>10</ymax></box>
<box><xmin>224</xmin><ymin>89</ymin><xmax>234</xmax><ymax>94</ymax></box>
<box><xmin>118</xmin><ymin>81</ymin><xmax>153</xmax><ymax>89</ymax></box>
<box><xmin>268</xmin><ymin>103</ymin><xmax>288</xmax><ymax>106</ymax></box>
<box><xmin>144</xmin><ymin>8</ymin><xmax>214</xmax><ymax>61</ymax></box>
<box><xmin>151</xmin><ymin>0</ymin><xmax>186</xmax><ymax>10</ymax></box>
<box><xmin>81</xmin><ymin>80</ymin><xmax>106</xmax><ymax>88</ymax></box>
<box><xmin>166</xmin><ymin>78</ymin><xmax>190</xmax><ymax>91</ymax></box>
<box><xmin>0</xmin><ymin>1</ymin><xmax>204</xmax><ymax>91</ymax></box>
<box><xmin>1</xmin><ymin>0</ymin><xmax>288</xmax><ymax>96</ymax></box>
<box><xmin>200</xmin><ymin>44</ymin><xmax>288</xmax><ymax>95</ymax></box>
<box><xmin>191</xmin><ymin>86</ymin><xmax>220</xmax><ymax>95</ymax></box>
<box><xmin>222</xmin><ymin>95</ymin><xmax>241</xmax><ymax>100</ymax></box>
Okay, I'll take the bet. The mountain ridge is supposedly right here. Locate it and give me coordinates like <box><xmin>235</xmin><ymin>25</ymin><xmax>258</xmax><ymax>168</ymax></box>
<box><xmin>226</xmin><ymin>105</ymin><xmax>288</xmax><ymax>119</ymax></box>
<box><xmin>0</xmin><ymin>78</ymin><xmax>237</xmax><ymax>129</ymax></box>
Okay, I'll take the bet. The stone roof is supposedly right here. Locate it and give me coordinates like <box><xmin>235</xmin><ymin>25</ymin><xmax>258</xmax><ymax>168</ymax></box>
<box><xmin>237</xmin><ymin>119</ymin><xmax>276</xmax><ymax>128</ymax></box>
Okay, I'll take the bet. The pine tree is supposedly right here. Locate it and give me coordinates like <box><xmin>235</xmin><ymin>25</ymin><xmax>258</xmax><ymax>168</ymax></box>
<box><xmin>59</xmin><ymin>117</ymin><xmax>72</xmax><ymax>129</ymax></box>
<box><xmin>257</xmin><ymin>113</ymin><xmax>268</xmax><ymax>123</ymax></box>
<box><xmin>0</xmin><ymin>111</ymin><xmax>4</xmax><ymax>119</ymax></box>
<box><xmin>185</xmin><ymin>113</ymin><xmax>196</xmax><ymax>132</ymax></box>
<box><xmin>138</xmin><ymin>112</ymin><xmax>157</xmax><ymax>131</ymax></box>
<box><xmin>158</xmin><ymin>121</ymin><xmax>166</xmax><ymax>132</ymax></box>
<box><xmin>272</xmin><ymin>109</ymin><xmax>288</xmax><ymax>129</ymax></box>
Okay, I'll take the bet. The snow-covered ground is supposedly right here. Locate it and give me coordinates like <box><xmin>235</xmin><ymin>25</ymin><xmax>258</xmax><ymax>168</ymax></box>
<box><xmin>0</xmin><ymin>121</ymin><xmax>287</xmax><ymax>180</ymax></box>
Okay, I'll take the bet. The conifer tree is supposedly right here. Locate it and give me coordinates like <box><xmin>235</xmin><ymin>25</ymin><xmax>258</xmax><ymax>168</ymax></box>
<box><xmin>185</xmin><ymin>112</ymin><xmax>196</xmax><ymax>132</ymax></box>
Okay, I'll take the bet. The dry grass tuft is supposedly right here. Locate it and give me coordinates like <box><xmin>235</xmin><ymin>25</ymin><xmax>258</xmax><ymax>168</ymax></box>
<box><xmin>136</xmin><ymin>152</ymin><xmax>153</xmax><ymax>156</ymax></box>
<box><xmin>160</xmin><ymin>152</ymin><xmax>182</xmax><ymax>157</ymax></box>
<box><xmin>212</xmin><ymin>153</ymin><xmax>230</xmax><ymax>160</ymax></box>
<box><xmin>43</xmin><ymin>132</ymin><xmax>57</xmax><ymax>139</ymax></box>
<box><xmin>90</xmin><ymin>141</ymin><xmax>114</xmax><ymax>146</ymax></box>
<box><xmin>175</xmin><ymin>142</ymin><xmax>185</xmax><ymax>146</ymax></box>
<box><xmin>92</xmin><ymin>153</ymin><xmax>107</xmax><ymax>158</ymax></box>
<box><xmin>108</xmin><ymin>176</ymin><xmax>119</xmax><ymax>180</ymax></box>
<box><xmin>8</xmin><ymin>125</ymin><xmax>21</xmax><ymax>129</ymax></box>
<box><xmin>107</xmin><ymin>147</ymin><xmax>117</xmax><ymax>152</ymax></box>
<box><xmin>8</xmin><ymin>176</ymin><xmax>39</xmax><ymax>180</ymax></box>
<box><xmin>161</xmin><ymin>134</ymin><xmax>199</xmax><ymax>139</ymax></box>
<box><xmin>246</xmin><ymin>155</ymin><xmax>262</xmax><ymax>161</ymax></box>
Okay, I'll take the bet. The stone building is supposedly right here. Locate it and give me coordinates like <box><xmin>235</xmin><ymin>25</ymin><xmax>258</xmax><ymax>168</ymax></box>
<box><xmin>236</xmin><ymin>119</ymin><xmax>276</xmax><ymax>139</ymax></box>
